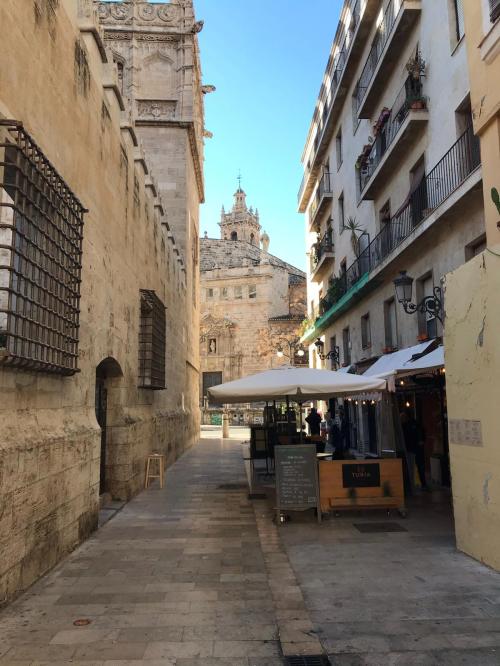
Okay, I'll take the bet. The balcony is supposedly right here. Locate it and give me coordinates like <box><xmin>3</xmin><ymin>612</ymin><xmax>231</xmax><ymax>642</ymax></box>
<box><xmin>354</xmin><ymin>0</ymin><xmax>422</xmax><ymax>120</ymax></box>
<box><xmin>298</xmin><ymin>0</ymin><xmax>380</xmax><ymax>212</ymax></box>
<box><xmin>304</xmin><ymin>126</ymin><xmax>481</xmax><ymax>341</ymax></box>
<box><xmin>309</xmin><ymin>172</ymin><xmax>333</xmax><ymax>230</ymax></box>
<box><xmin>310</xmin><ymin>230</ymin><xmax>335</xmax><ymax>283</ymax></box>
<box><xmin>358</xmin><ymin>77</ymin><xmax>429</xmax><ymax>200</ymax></box>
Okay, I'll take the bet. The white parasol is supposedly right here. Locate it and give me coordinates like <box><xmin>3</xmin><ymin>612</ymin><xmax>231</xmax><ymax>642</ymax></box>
<box><xmin>207</xmin><ymin>366</ymin><xmax>386</xmax><ymax>404</ymax></box>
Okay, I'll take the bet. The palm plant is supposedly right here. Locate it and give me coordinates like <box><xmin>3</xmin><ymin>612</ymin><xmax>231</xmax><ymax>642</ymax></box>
<box><xmin>344</xmin><ymin>216</ymin><xmax>365</xmax><ymax>256</ymax></box>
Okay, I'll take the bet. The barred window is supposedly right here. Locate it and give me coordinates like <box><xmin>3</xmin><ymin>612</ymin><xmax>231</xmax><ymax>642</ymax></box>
<box><xmin>139</xmin><ymin>289</ymin><xmax>166</xmax><ymax>389</ymax></box>
<box><xmin>0</xmin><ymin>121</ymin><xmax>85</xmax><ymax>375</ymax></box>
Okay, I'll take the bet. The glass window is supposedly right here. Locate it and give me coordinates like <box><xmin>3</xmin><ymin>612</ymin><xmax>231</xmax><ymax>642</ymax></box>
<box><xmin>384</xmin><ymin>298</ymin><xmax>398</xmax><ymax>349</ymax></box>
<box><xmin>361</xmin><ymin>314</ymin><xmax>371</xmax><ymax>349</ymax></box>
<box><xmin>234</xmin><ymin>286</ymin><xmax>243</xmax><ymax>299</ymax></box>
<box><xmin>342</xmin><ymin>327</ymin><xmax>351</xmax><ymax>365</ymax></box>
<box><xmin>336</xmin><ymin>128</ymin><xmax>343</xmax><ymax>168</ymax></box>
<box><xmin>206</xmin><ymin>288</ymin><xmax>215</xmax><ymax>299</ymax></box>
<box><xmin>338</xmin><ymin>193</ymin><xmax>345</xmax><ymax>233</ymax></box>
<box><xmin>221</xmin><ymin>287</ymin><xmax>229</xmax><ymax>299</ymax></box>
<box><xmin>249</xmin><ymin>284</ymin><xmax>257</xmax><ymax>299</ymax></box>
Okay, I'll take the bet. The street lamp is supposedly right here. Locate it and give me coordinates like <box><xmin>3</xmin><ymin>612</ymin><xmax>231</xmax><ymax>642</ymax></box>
<box><xmin>393</xmin><ymin>271</ymin><xmax>444</xmax><ymax>324</ymax></box>
<box><xmin>275</xmin><ymin>339</ymin><xmax>306</xmax><ymax>366</ymax></box>
<box><xmin>314</xmin><ymin>338</ymin><xmax>340</xmax><ymax>368</ymax></box>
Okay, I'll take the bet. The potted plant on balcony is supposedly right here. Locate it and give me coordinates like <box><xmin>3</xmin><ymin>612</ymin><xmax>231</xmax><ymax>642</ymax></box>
<box><xmin>344</xmin><ymin>216</ymin><xmax>365</xmax><ymax>256</ymax></box>
<box><xmin>408</xmin><ymin>93</ymin><xmax>428</xmax><ymax>110</ymax></box>
<box><xmin>406</xmin><ymin>50</ymin><xmax>426</xmax><ymax>81</ymax></box>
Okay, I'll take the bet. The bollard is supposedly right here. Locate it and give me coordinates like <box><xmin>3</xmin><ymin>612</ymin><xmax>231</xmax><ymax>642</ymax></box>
<box><xmin>222</xmin><ymin>412</ymin><xmax>229</xmax><ymax>439</ymax></box>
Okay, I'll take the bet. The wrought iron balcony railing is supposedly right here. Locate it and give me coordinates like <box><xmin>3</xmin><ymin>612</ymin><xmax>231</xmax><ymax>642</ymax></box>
<box><xmin>318</xmin><ymin>125</ymin><xmax>480</xmax><ymax>318</ymax></box>
<box><xmin>310</xmin><ymin>229</ymin><xmax>334</xmax><ymax>273</ymax></box>
<box><xmin>309</xmin><ymin>172</ymin><xmax>333</xmax><ymax>225</ymax></box>
<box><xmin>358</xmin><ymin>77</ymin><xmax>426</xmax><ymax>193</ymax></box>
<box><xmin>354</xmin><ymin>0</ymin><xmax>398</xmax><ymax>115</ymax></box>
<box><xmin>298</xmin><ymin>0</ymin><xmax>362</xmax><ymax>204</ymax></box>
<box><xmin>313</xmin><ymin>0</ymin><xmax>361</xmax><ymax>155</ymax></box>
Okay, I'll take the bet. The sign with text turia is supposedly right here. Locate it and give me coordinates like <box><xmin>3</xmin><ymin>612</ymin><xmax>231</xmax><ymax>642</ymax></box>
<box><xmin>342</xmin><ymin>463</ymin><xmax>381</xmax><ymax>488</ymax></box>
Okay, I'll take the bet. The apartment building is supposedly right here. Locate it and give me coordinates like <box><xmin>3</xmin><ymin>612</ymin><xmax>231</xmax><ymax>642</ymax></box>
<box><xmin>299</xmin><ymin>0</ymin><xmax>484</xmax><ymax>471</ymax></box>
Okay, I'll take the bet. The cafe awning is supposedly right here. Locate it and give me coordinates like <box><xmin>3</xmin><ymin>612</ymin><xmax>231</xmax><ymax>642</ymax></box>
<box><xmin>363</xmin><ymin>341</ymin><xmax>436</xmax><ymax>380</ymax></box>
<box><xmin>364</xmin><ymin>341</ymin><xmax>442</xmax><ymax>391</ymax></box>
<box><xmin>399</xmin><ymin>345</ymin><xmax>444</xmax><ymax>376</ymax></box>
<box><xmin>207</xmin><ymin>366</ymin><xmax>387</xmax><ymax>404</ymax></box>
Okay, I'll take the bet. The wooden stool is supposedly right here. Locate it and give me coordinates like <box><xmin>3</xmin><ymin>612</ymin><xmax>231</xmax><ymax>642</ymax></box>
<box><xmin>145</xmin><ymin>453</ymin><xmax>165</xmax><ymax>489</ymax></box>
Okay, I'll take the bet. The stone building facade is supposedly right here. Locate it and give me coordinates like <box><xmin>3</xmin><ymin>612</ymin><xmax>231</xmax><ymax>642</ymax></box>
<box><xmin>200</xmin><ymin>187</ymin><xmax>307</xmax><ymax>423</ymax></box>
<box><xmin>0</xmin><ymin>0</ymin><xmax>204</xmax><ymax>604</ymax></box>
<box><xmin>299</xmin><ymin>1</ymin><xmax>484</xmax><ymax>468</ymax></box>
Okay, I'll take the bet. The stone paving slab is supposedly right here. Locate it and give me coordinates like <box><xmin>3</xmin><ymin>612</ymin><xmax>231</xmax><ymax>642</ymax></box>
<box><xmin>0</xmin><ymin>436</ymin><xmax>321</xmax><ymax>664</ymax></box>
<box><xmin>276</xmin><ymin>487</ymin><xmax>500</xmax><ymax>665</ymax></box>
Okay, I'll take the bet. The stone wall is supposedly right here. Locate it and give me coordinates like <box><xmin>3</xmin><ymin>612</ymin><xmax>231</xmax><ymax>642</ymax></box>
<box><xmin>0</xmin><ymin>0</ymin><xmax>202</xmax><ymax>604</ymax></box>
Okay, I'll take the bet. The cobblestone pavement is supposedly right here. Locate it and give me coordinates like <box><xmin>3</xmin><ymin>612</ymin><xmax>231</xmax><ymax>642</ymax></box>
<box><xmin>278</xmin><ymin>490</ymin><xmax>500</xmax><ymax>665</ymax></box>
<box><xmin>0</xmin><ymin>434</ymin><xmax>320</xmax><ymax>665</ymax></box>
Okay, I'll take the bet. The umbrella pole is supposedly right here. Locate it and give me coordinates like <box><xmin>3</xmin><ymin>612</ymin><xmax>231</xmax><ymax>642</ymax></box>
<box><xmin>299</xmin><ymin>402</ymin><xmax>303</xmax><ymax>442</ymax></box>
<box><xmin>286</xmin><ymin>396</ymin><xmax>290</xmax><ymax>433</ymax></box>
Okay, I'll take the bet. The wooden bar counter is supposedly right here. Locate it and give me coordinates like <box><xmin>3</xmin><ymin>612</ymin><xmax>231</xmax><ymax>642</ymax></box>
<box><xmin>319</xmin><ymin>458</ymin><xmax>405</xmax><ymax>515</ymax></box>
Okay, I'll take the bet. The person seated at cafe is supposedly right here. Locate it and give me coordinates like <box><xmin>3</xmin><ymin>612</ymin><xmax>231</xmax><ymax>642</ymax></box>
<box><xmin>305</xmin><ymin>407</ymin><xmax>321</xmax><ymax>436</ymax></box>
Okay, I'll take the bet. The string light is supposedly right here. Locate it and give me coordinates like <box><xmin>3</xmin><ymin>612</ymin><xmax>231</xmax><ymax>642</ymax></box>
<box><xmin>405</xmin><ymin>401</ymin><xmax>411</xmax><ymax>408</ymax></box>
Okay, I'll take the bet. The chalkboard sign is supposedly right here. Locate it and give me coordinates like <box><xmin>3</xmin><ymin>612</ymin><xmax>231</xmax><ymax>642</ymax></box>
<box><xmin>275</xmin><ymin>445</ymin><xmax>321</xmax><ymax>523</ymax></box>
<box><xmin>342</xmin><ymin>462</ymin><xmax>381</xmax><ymax>488</ymax></box>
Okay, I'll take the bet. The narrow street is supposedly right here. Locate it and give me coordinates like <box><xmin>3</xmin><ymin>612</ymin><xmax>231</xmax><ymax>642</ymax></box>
<box><xmin>2</xmin><ymin>432</ymin><xmax>500</xmax><ymax>665</ymax></box>
<box><xmin>0</xmin><ymin>433</ymin><xmax>318</xmax><ymax>665</ymax></box>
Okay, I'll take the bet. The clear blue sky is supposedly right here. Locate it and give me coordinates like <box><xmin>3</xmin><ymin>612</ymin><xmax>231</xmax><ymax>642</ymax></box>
<box><xmin>194</xmin><ymin>0</ymin><xmax>341</xmax><ymax>270</ymax></box>
<box><xmin>146</xmin><ymin>0</ymin><xmax>342</xmax><ymax>269</ymax></box>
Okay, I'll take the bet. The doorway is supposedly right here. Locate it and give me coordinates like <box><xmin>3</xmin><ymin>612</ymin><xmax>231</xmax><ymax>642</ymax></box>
<box><xmin>95</xmin><ymin>357</ymin><xmax>123</xmax><ymax>496</ymax></box>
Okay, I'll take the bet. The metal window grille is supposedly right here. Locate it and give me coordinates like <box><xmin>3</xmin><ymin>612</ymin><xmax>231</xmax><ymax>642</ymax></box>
<box><xmin>138</xmin><ymin>289</ymin><xmax>166</xmax><ymax>389</ymax></box>
<box><xmin>490</xmin><ymin>0</ymin><xmax>500</xmax><ymax>22</ymax></box>
<box><xmin>0</xmin><ymin>120</ymin><xmax>85</xmax><ymax>375</ymax></box>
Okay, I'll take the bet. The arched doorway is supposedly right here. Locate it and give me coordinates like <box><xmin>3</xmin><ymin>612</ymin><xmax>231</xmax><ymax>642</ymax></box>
<box><xmin>95</xmin><ymin>357</ymin><xmax>123</xmax><ymax>495</ymax></box>
<box><xmin>231</xmin><ymin>231</ymin><xmax>238</xmax><ymax>241</ymax></box>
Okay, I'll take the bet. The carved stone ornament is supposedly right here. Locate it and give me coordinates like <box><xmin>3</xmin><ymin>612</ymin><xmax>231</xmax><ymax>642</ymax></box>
<box><xmin>158</xmin><ymin>5</ymin><xmax>179</xmax><ymax>23</ymax></box>
<box><xmin>138</xmin><ymin>4</ymin><xmax>156</xmax><ymax>21</ymax></box>
<box><xmin>97</xmin><ymin>3</ymin><xmax>110</xmax><ymax>19</ymax></box>
<box><xmin>111</xmin><ymin>3</ymin><xmax>131</xmax><ymax>20</ymax></box>
<box><xmin>137</xmin><ymin>100</ymin><xmax>176</xmax><ymax>120</ymax></box>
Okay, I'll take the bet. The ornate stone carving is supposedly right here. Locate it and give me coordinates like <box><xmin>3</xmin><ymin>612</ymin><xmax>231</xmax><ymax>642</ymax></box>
<box><xmin>110</xmin><ymin>3</ymin><xmax>131</xmax><ymax>20</ymax></box>
<box><xmin>138</xmin><ymin>4</ymin><xmax>156</xmax><ymax>21</ymax></box>
<box><xmin>157</xmin><ymin>5</ymin><xmax>179</xmax><ymax>23</ymax></box>
<box><xmin>137</xmin><ymin>100</ymin><xmax>176</xmax><ymax>121</ymax></box>
<box><xmin>104</xmin><ymin>31</ymin><xmax>180</xmax><ymax>43</ymax></box>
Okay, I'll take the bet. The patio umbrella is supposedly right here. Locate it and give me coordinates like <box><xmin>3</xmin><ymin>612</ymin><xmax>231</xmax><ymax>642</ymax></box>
<box><xmin>207</xmin><ymin>366</ymin><xmax>386</xmax><ymax>403</ymax></box>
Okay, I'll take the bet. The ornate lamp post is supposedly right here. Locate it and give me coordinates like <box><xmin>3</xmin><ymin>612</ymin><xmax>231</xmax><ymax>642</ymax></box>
<box><xmin>393</xmin><ymin>271</ymin><xmax>444</xmax><ymax>324</ymax></box>
<box><xmin>314</xmin><ymin>338</ymin><xmax>340</xmax><ymax>369</ymax></box>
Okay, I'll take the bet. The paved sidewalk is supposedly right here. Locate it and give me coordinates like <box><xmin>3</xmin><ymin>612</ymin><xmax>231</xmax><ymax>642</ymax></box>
<box><xmin>279</xmin><ymin>490</ymin><xmax>500</xmax><ymax>665</ymax></box>
<box><xmin>0</xmin><ymin>436</ymin><xmax>318</xmax><ymax>665</ymax></box>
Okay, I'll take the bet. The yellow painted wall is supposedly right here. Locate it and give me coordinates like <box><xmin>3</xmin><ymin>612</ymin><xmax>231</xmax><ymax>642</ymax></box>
<box><xmin>445</xmin><ymin>2</ymin><xmax>500</xmax><ymax>568</ymax></box>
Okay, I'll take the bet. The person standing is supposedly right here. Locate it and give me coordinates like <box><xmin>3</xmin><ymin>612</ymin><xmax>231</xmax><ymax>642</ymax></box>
<box><xmin>305</xmin><ymin>407</ymin><xmax>321</xmax><ymax>436</ymax></box>
<box><xmin>401</xmin><ymin>412</ymin><xmax>428</xmax><ymax>491</ymax></box>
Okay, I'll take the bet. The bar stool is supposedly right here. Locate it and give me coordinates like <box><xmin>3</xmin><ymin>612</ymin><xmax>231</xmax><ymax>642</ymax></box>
<box><xmin>145</xmin><ymin>453</ymin><xmax>165</xmax><ymax>489</ymax></box>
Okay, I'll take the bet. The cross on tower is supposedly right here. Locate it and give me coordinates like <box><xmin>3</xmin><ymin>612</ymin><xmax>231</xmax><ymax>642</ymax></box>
<box><xmin>237</xmin><ymin>171</ymin><xmax>242</xmax><ymax>190</ymax></box>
